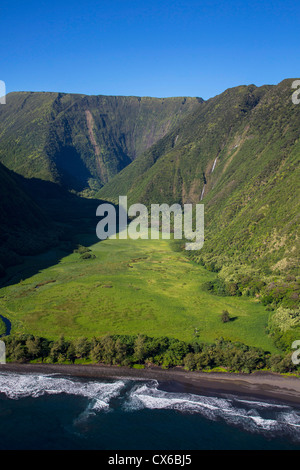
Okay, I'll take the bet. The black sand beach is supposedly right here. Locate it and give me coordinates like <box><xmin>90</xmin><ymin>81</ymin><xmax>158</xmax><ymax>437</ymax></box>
<box><xmin>1</xmin><ymin>363</ymin><xmax>299</xmax><ymax>406</ymax></box>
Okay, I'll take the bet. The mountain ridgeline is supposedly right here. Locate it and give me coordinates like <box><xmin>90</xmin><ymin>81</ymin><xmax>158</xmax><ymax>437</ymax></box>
<box><xmin>0</xmin><ymin>92</ymin><xmax>201</xmax><ymax>192</ymax></box>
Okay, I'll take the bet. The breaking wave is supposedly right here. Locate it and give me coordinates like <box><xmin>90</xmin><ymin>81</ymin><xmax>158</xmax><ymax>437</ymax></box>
<box><xmin>0</xmin><ymin>373</ymin><xmax>299</xmax><ymax>441</ymax></box>
<box><xmin>125</xmin><ymin>380</ymin><xmax>300</xmax><ymax>441</ymax></box>
<box><xmin>0</xmin><ymin>372</ymin><xmax>124</xmax><ymax>414</ymax></box>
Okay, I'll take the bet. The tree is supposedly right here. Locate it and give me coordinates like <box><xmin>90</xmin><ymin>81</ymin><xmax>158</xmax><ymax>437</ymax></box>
<box><xmin>26</xmin><ymin>336</ymin><xmax>42</xmax><ymax>360</ymax></box>
<box><xmin>134</xmin><ymin>335</ymin><xmax>147</xmax><ymax>364</ymax></box>
<box><xmin>66</xmin><ymin>343</ymin><xmax>77</xmax><ymax>364</ymax></box>
<box><xmin>11</xmin><ymin>343</ymin><xmax>28</xmax><ymax>363</ymax></box>
<box><xmin>194</xmin><ymin>351</ymin><xmax>213</xmax><ymax>370</ymax></box>
<box><xmin>39</xmin><ymin>338</ymin><xmax>51</xmax><ymax>362</ymax></box>
<box><xmin>226</xmin><ymin>282</ymin><xmax>239</xmax><ymax>296</ymax></box>
<box><xmin>184</xmin><ymin>353</ymin><xmax>196</xmax><ymax>371</ymax></box>
<box><xmin>168</xmin><ymin>340</ymin><xmax>189</xmax><ymax>364</ymax></box>
<box><xmin>221</xmin><ymin>310</ymin><xmax>231</xmax><ymax>323</ymax></box>
<box><xmin>101</xmin><ymin>335</ymin><xmax>115</xmax><ymax>364</ymax></box>
<box><xmin>49</xmin><ymin>335</ymin><xmax>69</xmax><ymax>363</ymax></box>
<box><xmin>74</xmin><ymin>337</ymin><xmax>90</xmax><ymax>359</ymax></box>
<box><xmin>115</xmin><ymin>338</ymin><xmax>127</xmax><ymax>364</ymax></box>
<box><xmin>90</xmin><ymin>342</ymin><xmax>102</xmax><ymax>363</ymax></box>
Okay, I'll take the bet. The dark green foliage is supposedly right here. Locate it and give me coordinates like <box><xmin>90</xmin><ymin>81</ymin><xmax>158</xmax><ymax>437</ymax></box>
<box><xmin>203</xmin><ymin>277</ymin><xmax>242</xmax><ymax>297</ymax></box>
<box><xmin>80</xmin><ymin>252</ymin><xmax>96</xmax><ymax>260</ymax></box>
<box><xmin>262</xmin><ymin>279</ymin><xmax>300</xmax><ymax>309</ymax></box>
<box><xmin>49</xmin><ymin>335</ymin><xmax>69</xmax><ymax>363</ymax></box>
<box><xmin>4</xmin><ymin>334</ymin><xmax>50</xmax><ymax>362</ymax></box>
<box><xmin>203</xmin><ymin>279</ymin><xmax>228</xmax><ymax>296</ymax></box>
<box><xmin>268</xmin><ymin>353</ymin><xmax>297</xmax><ymax>374</ymax></box>
<box><xmin>134</xmin><ymin>334</ymin><xmax>147</xmax><ymax>363</ymax></box>
<box><xmin>221</xmin><ymin>310</ymin><xmax>231</xmax><ymax>323</ymax></box>
<box><xmin>204</xmin><ymin>261</ymin><xmax>220</xmax><ymax>273</ymax></box>
<box><xmin>269</xmin><ymin>327</ymin><xmax>300</xmax><ymax>352</ymax></box>
<box><xmin>74</xmin><ymin>337</ymin><xmax>91</xmax><ymax>359</ymax></box>
<box><xmin>4</xmin><ymin>333</ymin><xmax>298</xmax><ymax>375</ymax></box>
<box><xmin>73</xmin><ymin>245</ymin><xmax>91</xmax><ymax>254</ymax></box>
<box><xmin>66</xmin><ymin>343</ymin><xmax>77</xmax><ymax>364</ymax></box>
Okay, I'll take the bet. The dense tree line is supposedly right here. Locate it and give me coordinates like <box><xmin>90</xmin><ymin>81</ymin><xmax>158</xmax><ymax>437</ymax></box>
<box><xmin>202</xmin><ymin>275</ymin><xmax>300</xmax><ymax>309</ymax></box>
<box><xmin>3</xmin><ymin>334</ymin><xmax>299</xmax><ymax>374</ymax></box>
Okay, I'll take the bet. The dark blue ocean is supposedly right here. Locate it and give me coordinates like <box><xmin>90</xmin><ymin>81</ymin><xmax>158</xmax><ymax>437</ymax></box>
<box><xmin>0</xmin><ymin>372</ymin><xmax>299</xmax><ymax>450</ymax></box>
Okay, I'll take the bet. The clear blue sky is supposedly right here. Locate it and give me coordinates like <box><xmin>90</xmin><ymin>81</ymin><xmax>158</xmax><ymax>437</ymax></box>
<box><xmin>0</xmin><ymin>0</ymin><xmax>299</xmax><ymax>99</ymax></box>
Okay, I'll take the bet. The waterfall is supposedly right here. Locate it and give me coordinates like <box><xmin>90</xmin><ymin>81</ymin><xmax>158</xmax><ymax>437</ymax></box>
<box><xmin>200</xmin><ymin>184</ymin><xmax>206</xmax><ymax>201</ymax></box>
<box><xmin>211</xmin><ymin>157</ymin><xmax>218</xmax><ymax>173</ymax></box>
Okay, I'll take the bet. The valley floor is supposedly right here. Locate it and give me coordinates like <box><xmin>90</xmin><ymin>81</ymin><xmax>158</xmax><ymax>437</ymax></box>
<box><xmin>0</xmin><ymin>236</ymin><xmax>278</xmax><ymax>352</ymax></box>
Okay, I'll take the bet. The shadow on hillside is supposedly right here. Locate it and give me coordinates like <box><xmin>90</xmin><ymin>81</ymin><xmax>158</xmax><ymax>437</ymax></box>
<box><xmin>0</xmin><ymin>174</ymin><xmax>123</xmax><ymax>289</ymax></box>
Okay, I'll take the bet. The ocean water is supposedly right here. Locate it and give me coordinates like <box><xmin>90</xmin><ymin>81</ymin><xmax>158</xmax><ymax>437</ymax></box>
<box><xmin>0</xmin><ymin>372</ymin><xmax>299</xmax><ymax>450</ymax></box>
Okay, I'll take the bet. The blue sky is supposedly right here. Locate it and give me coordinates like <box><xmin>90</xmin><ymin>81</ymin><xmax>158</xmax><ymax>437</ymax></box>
<box><xmin>0</xmin><ymin>0</ymin><xmax>299</xmax><ymax>99</ymax></box>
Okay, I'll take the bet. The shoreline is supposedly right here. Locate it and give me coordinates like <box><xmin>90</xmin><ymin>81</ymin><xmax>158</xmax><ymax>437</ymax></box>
<box><xmin>1</xmin><ymin>362</ymin><xmax>300</xmax><ymax>406</ymax></box>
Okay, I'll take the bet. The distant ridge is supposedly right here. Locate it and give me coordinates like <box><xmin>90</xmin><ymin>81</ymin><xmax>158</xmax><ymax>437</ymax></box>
<box><xmin>0</xmin><ymin>92</ymin><xmax>201</xmax><ymax>192</ymax></box>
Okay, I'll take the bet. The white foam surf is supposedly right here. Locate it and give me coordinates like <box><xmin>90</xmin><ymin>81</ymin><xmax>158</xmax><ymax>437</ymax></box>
<box><xmin>0</xmin><ymin>372</ymin><xmax>124</xmax><ymax>412</ymax></box>
<box><xmin>125</xmin><ymin>381</ymin><xmax>300</xmax><ymax>440</ymax></box>
<box><xmin>1</xmin><ymin>373</ymin><xmax>299</xmax><ymax>441</ymax></box>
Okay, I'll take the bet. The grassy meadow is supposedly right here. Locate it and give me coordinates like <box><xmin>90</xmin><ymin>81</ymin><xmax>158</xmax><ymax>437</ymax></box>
<box><xmin>0</xmin><ymin>234</ymin><xmax>278</xmax><ymax>353</ymax></box>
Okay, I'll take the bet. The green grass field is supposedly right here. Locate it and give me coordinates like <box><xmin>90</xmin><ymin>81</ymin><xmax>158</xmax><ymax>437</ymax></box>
<box><xmin>0</xmin><ymin>236</ymin><xmax>278</xmax><ymax>353</ymax></box>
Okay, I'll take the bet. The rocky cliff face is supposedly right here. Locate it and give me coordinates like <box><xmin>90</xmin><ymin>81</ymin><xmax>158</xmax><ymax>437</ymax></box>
<box><xmin>0</xmin><ymin>92</ymin><xmax>201</xmax><ymax>191</ymax></box>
